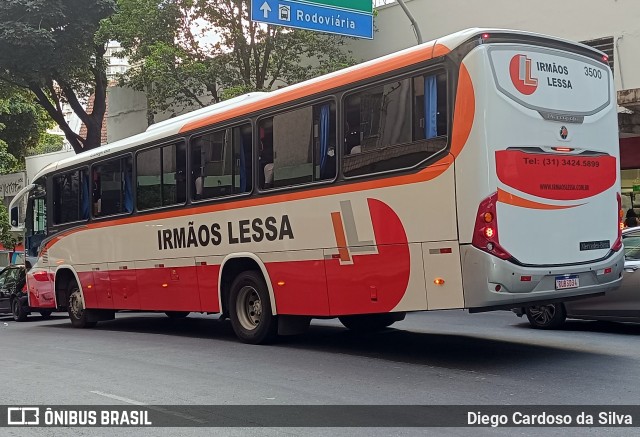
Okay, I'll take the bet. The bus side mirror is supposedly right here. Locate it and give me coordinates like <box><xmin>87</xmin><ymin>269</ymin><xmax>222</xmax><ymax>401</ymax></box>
<box><xmin>10</xmin><ymin>205</ymin><xmax>23</xmax><ymax>232</ymax></box>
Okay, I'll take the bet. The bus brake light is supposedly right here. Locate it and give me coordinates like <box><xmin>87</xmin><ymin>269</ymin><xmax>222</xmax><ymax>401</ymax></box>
<box><xmin>472</xmin><ymin>192</ymin><xmax>512</xmax><ymax>260</ymax></box>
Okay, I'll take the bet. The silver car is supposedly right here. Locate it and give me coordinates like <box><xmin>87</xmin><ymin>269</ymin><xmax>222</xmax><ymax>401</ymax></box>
<box><xmin>514</xmin><ymin>226</ymin><xmax>640</xmax><ymax>328</ymax></box>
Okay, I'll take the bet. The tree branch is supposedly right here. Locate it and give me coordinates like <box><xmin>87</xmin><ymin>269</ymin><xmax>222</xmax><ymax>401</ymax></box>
<box><xmin>29</xmin><ymin>83</ymin><xmax>85</xmax><ymax>153</ymax></box>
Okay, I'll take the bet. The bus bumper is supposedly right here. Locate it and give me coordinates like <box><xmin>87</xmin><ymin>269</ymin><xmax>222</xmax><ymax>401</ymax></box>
<box><xmin>460</xmin><ymin>245</ymin><xmax>624</xmax><ymax>309</ymax></box>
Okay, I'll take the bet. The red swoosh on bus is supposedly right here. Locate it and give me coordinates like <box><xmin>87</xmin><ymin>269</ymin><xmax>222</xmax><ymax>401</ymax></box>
<box><xmin>324</xmin><ymin>198</ymin><xmax>411</xmax><ymax>315</ymax></box>
<box><xmin>496</xmin><ymin>150</ymin><xmax>617</xmax><ymax>201</ymax></box>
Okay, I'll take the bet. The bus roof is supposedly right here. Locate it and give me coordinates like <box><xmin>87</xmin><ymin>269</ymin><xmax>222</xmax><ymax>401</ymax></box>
<box><xmin>32</xmin><ymin>27</ymin><xmax>606</xmax><ymax>181</ymax></box>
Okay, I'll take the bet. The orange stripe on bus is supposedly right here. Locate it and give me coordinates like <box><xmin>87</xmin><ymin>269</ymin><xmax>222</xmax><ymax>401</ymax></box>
<box><xmin>432</xmin><ymin>43</ymin><xmax>451</xmax><ymax>58</ymax></box>
<box><xmin>497</xmin><ymin>189</ymin><xmax>583</xmax><ymax>210</ymax></box>
<box><xmin>450</xmin><ymin>63</ymin><xmax>475</xmax><ymax>159</ymax></box>
<box><xmin>330</xmin><ymin>212</ymin><xmax>350</xmax><ymax>262</ymax></box>
<box><xmin>42</xmin><ymin>227</ymin><xmax>86</xmax><ymax>253</ymax></box>
<box><xmin>180</xmin><ymin>44</ymin><xmax>451</xmax><ymax>134</ymax></box>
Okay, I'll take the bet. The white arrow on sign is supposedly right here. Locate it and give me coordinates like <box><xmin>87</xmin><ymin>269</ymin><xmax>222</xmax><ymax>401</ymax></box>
<box><xmin>260</xmin><ymin>1</ymin><xmax>272</xmax><ymax>18</ymax></box>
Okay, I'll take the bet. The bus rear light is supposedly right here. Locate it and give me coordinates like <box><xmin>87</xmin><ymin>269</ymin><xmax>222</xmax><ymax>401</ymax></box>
<box><xmin>472</xmin><ymin>192</ymin><xmax>512</xmax><ymax>260</ymax></box>
<box><xmin>434</xmin><ymin>278</ymin><xmax>445</xmax><ymax>285</ymax></box>
<box><xmin>612</xmin><ymin>193</ymin><xmax>623</xmax><ymax>251</ymax></box>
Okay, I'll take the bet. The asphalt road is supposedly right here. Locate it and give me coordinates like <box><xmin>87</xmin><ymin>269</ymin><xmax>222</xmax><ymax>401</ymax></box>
<box><xmin>1</xmin><ymin>309</ymin><xmax>638</xmax><ymax>436</ymax></box>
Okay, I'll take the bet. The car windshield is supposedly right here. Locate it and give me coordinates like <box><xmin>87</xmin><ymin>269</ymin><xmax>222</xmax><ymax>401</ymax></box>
<box><xmin>624</xmin><ymin>234</ymin><xmax>640</xmax><ymax>260</ymax></box>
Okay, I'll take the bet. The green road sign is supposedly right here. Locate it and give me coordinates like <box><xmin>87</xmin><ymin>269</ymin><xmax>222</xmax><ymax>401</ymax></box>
<box><xmin>302</xmin><ymin>0</ymin><xmax>372</xmax><ymax>14</ymax></box>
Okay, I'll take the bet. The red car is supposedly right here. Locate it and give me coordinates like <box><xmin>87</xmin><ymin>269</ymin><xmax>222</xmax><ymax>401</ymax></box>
<box><xmin>0</xmin><ymin>264</ymin><xmax>52</xmax><ymax>321</ymax></box>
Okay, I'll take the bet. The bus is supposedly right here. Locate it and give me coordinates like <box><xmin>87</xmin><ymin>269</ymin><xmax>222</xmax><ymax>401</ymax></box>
<box><xmin>10</xmin><ymin>28</ymin><xmax>624</xmax><ymax>344</ymax></box>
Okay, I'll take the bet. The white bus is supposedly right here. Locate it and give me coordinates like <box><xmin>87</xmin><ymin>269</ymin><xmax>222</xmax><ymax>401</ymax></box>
<box><xmin>10</xmin><ymin>28</ymin><xmax>623</xmax><ymax>343</ymax></box>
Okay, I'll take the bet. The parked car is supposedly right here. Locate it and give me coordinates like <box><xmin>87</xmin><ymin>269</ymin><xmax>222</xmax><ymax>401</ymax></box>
<box><xmin>514</xmin><ymin>226</ymin><xmax>640</xmax><ymax>328</ymax></box>
<box><xmin>0</xmin><ymin>264</ymin><xmax>52</xmax><ymax>322</ymax></box>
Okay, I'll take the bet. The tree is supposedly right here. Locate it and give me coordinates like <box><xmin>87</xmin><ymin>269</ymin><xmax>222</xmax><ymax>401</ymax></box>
<box><xmin>0</xmin><ymin>140</ymin><xmax>19</xmax><ymax>174</ymax></box>
<box><xmin>26</xmin><ymin>133</ymin><xmax>64</xmax><ymax>157</ymax></box>
<box><xmin>0</xmin><ymin>85</ymin><xmax>63</xmax><ymax>163</ymax></box>
<box><xmin>0</xmin><ymin>0</ymin><xmax>117</xmax><ymax>153</ymax></box>
<box><xmin>105</xmin><ymin>0</ymin><xmax>356</xmax><ymax>123</ymax></box>
<box><xmin>0</xmin><ymin>202</ymin><xmax>20</xmax><ymax>252</ymax></box>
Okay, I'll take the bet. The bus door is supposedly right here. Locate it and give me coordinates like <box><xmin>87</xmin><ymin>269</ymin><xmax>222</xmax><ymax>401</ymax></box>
<box><xmin>25</xmin><ymin>188</ymin><xmax>56</xmax><ymax>309</ymax></box>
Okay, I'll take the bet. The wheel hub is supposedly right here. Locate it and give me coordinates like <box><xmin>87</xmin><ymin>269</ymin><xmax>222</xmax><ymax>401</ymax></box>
<box><xmin>70</xmin><ymin>293</ymin><xmax>84</xmax><ymax>319</ymax></box>
<box><xmin>237</xmin><ymin>286</ymin><xmax>262</xmax><ymax>330</ymax></box>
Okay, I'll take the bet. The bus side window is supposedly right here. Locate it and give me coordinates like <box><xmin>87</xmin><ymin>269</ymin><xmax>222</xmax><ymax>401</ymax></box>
<box><xmin>93</xmin><ymin>156</ymin><xmax>133</xmax><ymax>217</ymax></box>
<box><xmin>259</xmin><ymin>101</ymin><xmax>335</xmax><ymax>190</ymax></box>
<box><xmin>414</xmin><ymin>73</ymin><xmax>447</xmax><ymax>140</ymax></box>
<box><xmin>190</xmin><ymin>124</ymin><xmax>250</xmax><ymax>200</ymax></box>
<box><xmin>53</xmin><ymin>169</ymin><xmax>88</xmax><ymax>225</ymax></box>
<box><xmin>342</xmin><ymin>72</ymin><xmax>448</xmax><ymax>178</ymax></box>
<box><xmin>137</xmin><ymin>142</ymin><xmax>186</xmax><ymax>209</ymax></box>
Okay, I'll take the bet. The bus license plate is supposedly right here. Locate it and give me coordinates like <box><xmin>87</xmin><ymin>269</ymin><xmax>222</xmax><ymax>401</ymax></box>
<box><xmin>555</xmin><ymin>275</ymin><xmax>579</xmax><ymax>290</ymax></box>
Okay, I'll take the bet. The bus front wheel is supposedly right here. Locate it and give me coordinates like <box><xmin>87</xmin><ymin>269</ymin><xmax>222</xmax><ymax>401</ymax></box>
<box><xmin>228</xmin><ymin>271</ymin><xmax>278</xmax><ymax>344</ymax></box>
<box><xmin>68</xmin><ymin>284</ymin><xmax>97</xmax><ymax>329</ymax></box>
<box><xmin>339</xmin><ymin>313</ymin><xmax>406</xmax><ymax>332</ymax></box>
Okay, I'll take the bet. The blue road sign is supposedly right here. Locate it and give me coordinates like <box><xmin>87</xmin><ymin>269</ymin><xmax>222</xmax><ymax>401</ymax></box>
<box><xmin>251</xmin><ymin>0</ymin><xmax>373</xmax><ymax>39</ymax></box>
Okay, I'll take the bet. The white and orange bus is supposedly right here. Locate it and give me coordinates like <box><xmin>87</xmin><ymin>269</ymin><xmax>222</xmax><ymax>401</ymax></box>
<box><xmin>10</xmin><ymin>28</ymin><xmax>624</xmax><ymax>343</ymax></box>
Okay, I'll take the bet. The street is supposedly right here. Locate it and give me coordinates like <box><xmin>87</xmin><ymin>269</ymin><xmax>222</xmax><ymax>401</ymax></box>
<box><xmin>1</xmin><ymin>309</ymin><xmax>638</xmax><ymax>435</ymax></box>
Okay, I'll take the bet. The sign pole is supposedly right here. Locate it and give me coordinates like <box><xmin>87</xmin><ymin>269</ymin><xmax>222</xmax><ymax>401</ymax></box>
<box><xmin>396</xmin><ymin>0</ymin><xmax>422</xmax><ymax>44</ymax></box>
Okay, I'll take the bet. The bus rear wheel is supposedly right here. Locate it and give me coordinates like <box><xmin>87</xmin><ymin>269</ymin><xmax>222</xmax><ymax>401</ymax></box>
<box><xmin>339</xmin><ymin>313</ymin><xmax>406</xmax><ymax>332</ymax></box>
<box><xmin>68</xmin><ymin>284</ymin><xmax>96</xmax><ymax>328</ymax></box>
<box><xmin>228</xmin><ymin>271</ymin><xmax>277</xmax><ymax>344</ymax></box>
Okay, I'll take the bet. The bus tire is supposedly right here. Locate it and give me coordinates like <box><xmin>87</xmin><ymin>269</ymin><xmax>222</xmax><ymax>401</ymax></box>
<box><xmin>165</xmin><ymin>311</ymin><xmax>190</xmax><ymax>319</ymax></box>
<box><xmin>339</xmin><ymin>313</ymin><xmax>405</xmax><ymax>332</ymax></box>
<box><xmin>525</xmin><ymin>303</ymin><xmax>566</xmax><ymax>329</ymax></box>
<box><xmin>68</xmin><ymin>283</ymin><xmax>97</xmax><ymax>329</ymax></box>
<box><xmin>11</xmin><ymin>298</ymin><xmax>28</xmax><ymax>322</ymax></box>
<box><xmin>228</xmin><ymin>270</ymin><xmax>277</xmax><ymax>344</ymax></box>
<box><xmin>39</xmin><ymin>310</ymin><xmax>52</xmax><ymax>319</ymax></box>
